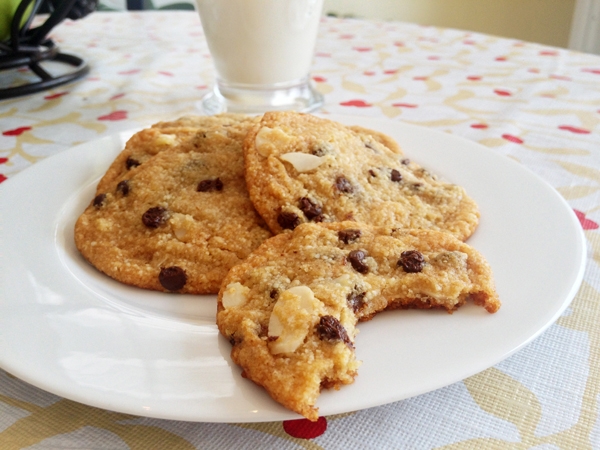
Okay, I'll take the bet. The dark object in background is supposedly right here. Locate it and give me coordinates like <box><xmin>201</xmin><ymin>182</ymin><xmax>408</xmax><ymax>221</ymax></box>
<box><xmin>42</xmin><ymin>0</ymin><xmax>98</xmax><ymax>19</ymax></box>
<box><xmin>0</xmin><ymin>0</ymin><xmax>98</xmax><ymax>100</ymax></box>
<box><xmin>126</xmin><ymin>0</ymin><xmax>143</xmax><ymax>10</ymax></box>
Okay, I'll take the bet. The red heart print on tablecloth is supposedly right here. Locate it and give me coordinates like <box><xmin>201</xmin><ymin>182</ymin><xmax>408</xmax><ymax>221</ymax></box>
<box><xmin>44</xmin><ymin>92</ymin><xmax>68</xmax><ymax>100</ymax></box>
<box><xmin>574</xmin><ymin>210</ymin><xmax>599</xmax><ymax>230</ymax></box>
<box><xmin>283</xmin><ymin>417</ymin><xmax>327</xmax><ymax>439</ymax></box>
<box><xmin>340</xmin><ymin>100</ymin><xmax>372</xmax><ymax>107</ymax></box>
<box><xmin>2</xmin><ymin>126</ymin><xmax>31</xmax><ymax>136</ymax></box>
<box><xmin>98</xmin><ymin>111</ymin><xmax>128</xmax><ymax>121</ymax></box>
<box><xmin>502</xmin><ymin>134</ymin><xmax>524</xmax><ymax>144</ymax></box>
<box><xmin>558</xmin><ymin>125</ymin><xmax>591</xmax><ymax>134</ymax></box>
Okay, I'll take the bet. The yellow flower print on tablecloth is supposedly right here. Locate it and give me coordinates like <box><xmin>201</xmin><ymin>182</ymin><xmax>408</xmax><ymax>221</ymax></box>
<box><xmin>0</xmin><ymin>394</ymin><xmax>196</xmax><ymax>450</ymax></box>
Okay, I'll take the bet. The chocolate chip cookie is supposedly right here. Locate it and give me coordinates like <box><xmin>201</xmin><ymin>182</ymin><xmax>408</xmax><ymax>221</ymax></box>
<box><xmin>75</xmin><ymin>121</ymin><xmax>271</xmax><ymax>294</ymax></box>
<box><xmin>96</xmin><ymin>113</ymin><xmax>260</xmax><ymax>193</ymax></box>
<box><xmin>243</xmin><ymin>112</ymin><xmax>479</xmax><ymax>240</ymax></box>
<box><xmin>217</xmin><ymin>222</ymin><xmax>499</xmax><ymax>421</ymax></box>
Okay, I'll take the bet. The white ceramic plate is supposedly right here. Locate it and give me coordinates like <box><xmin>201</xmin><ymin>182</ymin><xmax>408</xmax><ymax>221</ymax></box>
<box><xmin>0</xmin><ymin>115</ymin><xmax>586</xmax><ymax>423</ymax></box>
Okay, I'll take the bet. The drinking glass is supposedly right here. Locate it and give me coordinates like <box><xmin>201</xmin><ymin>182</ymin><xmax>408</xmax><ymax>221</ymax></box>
<box><xmin>195</xmin><ymin>0</ymin><xmax>324</xmax><ymax>114</ymax></box>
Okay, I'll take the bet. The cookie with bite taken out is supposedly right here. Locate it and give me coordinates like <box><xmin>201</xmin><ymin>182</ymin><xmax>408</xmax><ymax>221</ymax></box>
<box><xmin>216</xmin><ymin>222</ymin><xmax>500</xmax><ymax>421</ymax></box>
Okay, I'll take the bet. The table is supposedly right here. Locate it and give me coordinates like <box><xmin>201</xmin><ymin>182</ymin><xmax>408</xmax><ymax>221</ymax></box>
<box><xmin>1</xmin><ymin>11</ymin><xmax>600</xmax><ymax>450</ymax></box>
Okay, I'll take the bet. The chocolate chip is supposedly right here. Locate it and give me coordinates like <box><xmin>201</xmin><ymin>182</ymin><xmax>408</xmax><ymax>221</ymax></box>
<box><xmin>126</xmin><ymin>157</ymin><xmax>140</xmax><ymax>170</ymax></box>
<box><xmin>391</xmin><ymin>169</ymin><xmax>402</xmax><ymax>182</ymax></box>
<box><xmin>158</xmin><ymin>266</ymin><xmax>187</xmax><ymax>291</ymax></box>
<box><xmin>335</xmin><ymin>175</ymin><xmax>354</xmax><ymax>194</ymax></box>
<box><xmin>298</xmin><ymin>197</ymin><xmax>322</xmax><ymax>220</ymax></box>
<box><xmin>311</xmin><ymin>146</ymin><xmax>326</xmax><ymax>157</ymax></box>
<box><xmin>116</xmin><ymin>180</ymin><xmax>130</xmax><ymax>196</ymax></box>
<box><xmin>197</xmin><ymin>180</ymin><xmax>212</xmax><ymax>192</ymax></box>
<box><xmin>269</xmin><ymin>289</ymin><xmax>279</xmax><ymax>300</ymax></box>
<box><xmin>398</xmin><ymin>250</ymin><xmax>425</xmax><ymax>273</ymax></box>
<box><xmin>142</xmin><ymin>206</ymin><xmax>168</xmax><ymax>228</ymax></box>
<box><xmin>368</xmin><ymin>169</ymin><xmax>377</xmax><ymax>177</ymax></box>
<box><xmin>93</xmin><ymin>193</ymin><xmax>106</xmax><ymax>208</ymax></box>
<box><xmin>316</xmin><ymin>315</ymin><xmax>352</xmax><ymax>345</ymax></box>
<box><xmin>277</xmin><ymin>211</ymin><xmax>301</xmax><ymax>230</ymax></box>
<box><xmin>347</xmin><ymin>290</ymin><xmax>366</xmax><ymax>313</ymax></box>
<box><xmin>320</xmin><ymin>378</ymin><xmax>337</xmax><ymax>389</ymax></box>
<box><xmin>197</xmin><ymin>178</ymin><xmax>223</xmax><ymax>192</ymax></box>
<box><xmin>401</xmin><ymin>158</ymin><xmax>410</xmax><ymax>165</ymax></box>
<box><xmin>348</xmin><ymin>249</ymin><xmax>369</xmax><ymax>274</ymax></box>
<box><xmin>338</xmin><ymin>229</ymin><xmax>361</xmax><ymax>244</ymax></box>
<box><xmin>258</xmin><ymin>323</ymin><xmax>268</xmax><ymax>338</ymax></box>
<box><xmin>229</xmin><ymin>334</ymin><xmax>242</xmax><ymax>346</ymax></box>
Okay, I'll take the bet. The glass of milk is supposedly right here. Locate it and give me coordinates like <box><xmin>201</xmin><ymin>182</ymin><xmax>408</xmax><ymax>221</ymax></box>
<box><xmin>196</xmin><ymin>0</ymin><xmax>324</xmax><ymax>114</ymax></box>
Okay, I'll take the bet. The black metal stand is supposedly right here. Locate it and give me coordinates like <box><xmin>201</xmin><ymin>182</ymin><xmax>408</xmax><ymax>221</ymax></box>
<box><xmin>0</xmin><ymin>0</ymin><xmax>90</xmax><ymax>100</ymax></box>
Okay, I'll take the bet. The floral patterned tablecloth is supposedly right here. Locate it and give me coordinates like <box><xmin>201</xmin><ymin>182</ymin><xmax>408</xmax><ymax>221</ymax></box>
<box><xmin>2</xmin><ymin>11</ymin><xmax>600</xmax><ymax>450</ymax></box>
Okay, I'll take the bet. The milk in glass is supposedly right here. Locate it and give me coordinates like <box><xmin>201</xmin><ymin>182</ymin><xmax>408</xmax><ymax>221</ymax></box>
<box><xmin>196</xmin><ymin>0</ymin><xmax>324</xmax><ymax>87</ymax></box>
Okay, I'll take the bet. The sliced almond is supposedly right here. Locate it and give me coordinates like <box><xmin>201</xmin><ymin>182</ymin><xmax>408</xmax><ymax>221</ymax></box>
<box><xmin>222</xmin><ymin>282</ymin><xmax>250</xmax><ymax>309</ymax></box>
<box><xmin>280</xmin><ymin>152</ymin><xmax>324</xmax><ymax>172</ymax></box>
<box><xmin>170</xmin><ymin>213</ymin><xmax>195</xmax><ymax>242</ymax></box>
<box><xmin>268</xmin><ymin>285</ymin><xmax>321</xmax><ymax>354</ymax></box>
<box><xmin>285</xmin><ymin>286</ymin><xmax>317</xmax><ymax>310</ymax></box>
<box><xmin>255</xmin><ymin>127</ymin><xmax>293</xmax><ymax>157</ymax></box>
<box><xmin>154</xmin><ymin>133</ymin><xmax>178</xmax><ymax>147</ymax></box>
